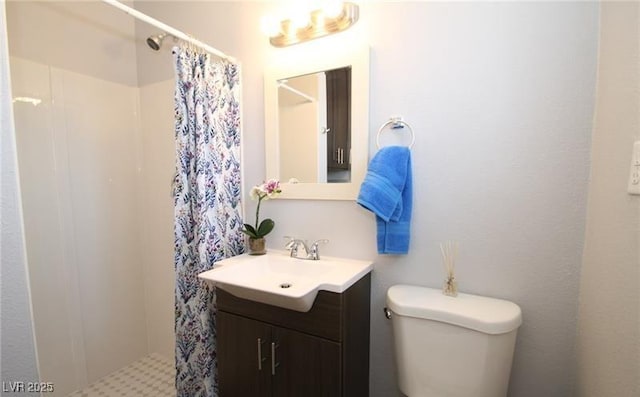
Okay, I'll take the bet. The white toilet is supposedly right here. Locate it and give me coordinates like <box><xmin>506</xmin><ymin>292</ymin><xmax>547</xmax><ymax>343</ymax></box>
<box><xmin>386</xmin><ymin>285</ymin><xmax>522</xmax><ymax>397</ymax></box>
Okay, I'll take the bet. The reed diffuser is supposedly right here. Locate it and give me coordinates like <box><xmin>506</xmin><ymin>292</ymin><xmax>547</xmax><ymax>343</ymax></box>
<box><xmin>439</xmin><ymin>241</ymin><xmax>459</xmax><ymax>297</ymax></box>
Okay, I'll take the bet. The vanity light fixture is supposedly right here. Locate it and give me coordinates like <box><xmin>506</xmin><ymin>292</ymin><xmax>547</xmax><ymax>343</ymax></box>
<box><xmin>263</xmin><ymin>1</ymin><xmax>359</xmax><ymax>48</ymax></box>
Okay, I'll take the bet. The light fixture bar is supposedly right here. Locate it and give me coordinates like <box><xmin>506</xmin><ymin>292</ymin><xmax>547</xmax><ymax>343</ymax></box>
<box><xmin>269</xmin><ymin>2</ymin><xmax>359</xmax><ymax>48</ymax></box>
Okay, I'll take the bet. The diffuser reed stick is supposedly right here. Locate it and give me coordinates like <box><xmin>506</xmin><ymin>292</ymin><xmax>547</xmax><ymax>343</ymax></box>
<box><xmin>439</xmin><ymin>241</ymin><xmax>458</xmax><ymax>297</ymax></box>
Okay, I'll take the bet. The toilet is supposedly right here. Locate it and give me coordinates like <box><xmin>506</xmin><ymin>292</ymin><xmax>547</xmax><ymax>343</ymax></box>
<box><xmin>386</xmin><ymin>285</ymin><xmax>522</xmax><ymax>397</ymax></box>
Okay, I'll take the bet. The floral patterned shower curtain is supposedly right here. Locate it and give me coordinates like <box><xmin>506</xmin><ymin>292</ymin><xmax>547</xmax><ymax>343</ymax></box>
<box><xmin>173</xmin><ymin>45</ymin><xmax>244</xmax><ymax>397</ymax></box>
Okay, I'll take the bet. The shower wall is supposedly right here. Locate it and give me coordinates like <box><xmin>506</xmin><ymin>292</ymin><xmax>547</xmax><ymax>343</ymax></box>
<box><xmin>10</xmin><ymin>56</ymin><xmax>147</xmax><ymax>395</ymax></box>
<box><xmin>138</xmin><ymin>78</ymin><xmax>176</xmax><ymax>360</ymax></box>
<box><xmin>7</xmin><ymin>1</ymin><xmax>175</xmax><ymax>395</ymax></box>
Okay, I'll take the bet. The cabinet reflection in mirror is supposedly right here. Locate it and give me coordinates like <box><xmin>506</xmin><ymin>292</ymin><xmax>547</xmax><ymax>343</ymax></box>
<box><xmin>277</xmin><ymin>67</ymin><xmax>351</xmax><ymax>184</ymax></box>
<box><xmin>265</xmin><ymin>46</ymin><xmax>369</xmax><ymax>200</ymax></box>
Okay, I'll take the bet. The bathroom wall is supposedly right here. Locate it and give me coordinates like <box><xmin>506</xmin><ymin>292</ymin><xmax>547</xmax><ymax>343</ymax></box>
<box><xmin>0</xmin><ymin>3</ymin><xmax>40</xmax><ymax>393</ymax></box>
<box><xmin>576</xmin><ymin>2</ymin><xmax>640</xmax><ymax>396</ymax></box>
<box><xmin>5</xmin><ymin>0</ymin><xmax>138</xmax><ymax>86</ymax></box>
<box><xmin>134</xmin><ymin>2</ymin><xmax>600</xmax><ymax>396</ymax></box>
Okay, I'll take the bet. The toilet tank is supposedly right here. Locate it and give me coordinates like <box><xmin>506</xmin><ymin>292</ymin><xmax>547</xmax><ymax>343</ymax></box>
<box><xmin>386</xmin><ymin>285</ymin><xmax>522</xmax><ymax>397</ymax></box>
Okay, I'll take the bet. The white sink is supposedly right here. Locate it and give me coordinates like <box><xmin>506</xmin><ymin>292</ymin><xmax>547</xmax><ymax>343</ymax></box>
<box><xmin>198</xmin><ymin>250</ymin><xmax>373</xmax><ymax>312</ymax></box>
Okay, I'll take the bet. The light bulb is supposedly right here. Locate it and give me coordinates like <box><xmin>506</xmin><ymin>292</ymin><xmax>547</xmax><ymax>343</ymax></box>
<box><xmin>260</xmin><ymin>15</ymin><xmax>281</xmax><ymax>37</ymax></box>
<box><xmin>290</xmin><ymin>10</ymin><xmax>310</xmax><ymax>30</ymax></box>
<box><xmin>322</xmin><ymin>0</ymin><xmax>344</xmax><ymax>19</ymax></box>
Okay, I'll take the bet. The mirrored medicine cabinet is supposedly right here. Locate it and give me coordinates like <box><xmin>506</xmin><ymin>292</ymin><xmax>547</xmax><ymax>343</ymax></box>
<box><xmin>264</xmin><ymin>46</ymin><xmax>370</xmax><ymax>200</ymax></box>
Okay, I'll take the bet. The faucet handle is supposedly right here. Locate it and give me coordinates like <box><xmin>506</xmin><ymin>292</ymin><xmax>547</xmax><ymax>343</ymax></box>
<box><xmin>283</xmin><ymin>236</ymin><xmax>296</xmax><ymax>249</ymax></box>
<box><xmin>309</xmin><ymin>239</ymin><xmax>329</xmax><ymax>260</ymax></box>
<box><xmin>283</xmin><ymin>236</ymin><xmax>299</xmax><ymax>257</ymax></box>
<box><xmin>284</xmin><ymin>236</ymin><xmax>308</xmax><ymax>258</ymax></box>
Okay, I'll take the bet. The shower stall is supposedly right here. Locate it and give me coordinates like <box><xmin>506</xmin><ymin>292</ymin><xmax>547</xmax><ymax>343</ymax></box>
<box><xmin>6</xmin><ymin>1</ymin><xmax>180</xmax><ymax>395</ymax></box>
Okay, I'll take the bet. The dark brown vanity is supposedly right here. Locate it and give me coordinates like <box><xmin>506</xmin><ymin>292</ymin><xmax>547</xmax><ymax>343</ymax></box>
<box><xmin>216</xmin><ymin>273</ymin><xmax>371</xmax><ymax>397</ymax></box>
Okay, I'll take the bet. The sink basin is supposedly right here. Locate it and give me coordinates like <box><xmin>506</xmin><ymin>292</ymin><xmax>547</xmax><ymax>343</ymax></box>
<box><xmin>198</xmin><ymin>250</ymin><xmax>372</xmax><ymax>312</ymax></box>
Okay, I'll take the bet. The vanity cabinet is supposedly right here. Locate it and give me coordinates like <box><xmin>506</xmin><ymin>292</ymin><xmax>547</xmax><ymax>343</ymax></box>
<box><xmin>217</xmin><ymin>312</ymin><xmax>340</xmax><ymax>397</ymax></box>
<box><xmin>216</xmin><ymin>273</ymin><xmax>371</xmax><ymax>397</ymax></box>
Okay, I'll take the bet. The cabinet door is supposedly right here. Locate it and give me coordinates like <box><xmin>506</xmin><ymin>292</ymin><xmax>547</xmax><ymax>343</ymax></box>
<box><xmin>271</xmin><ymin>326</ymin><xmax>341</xmax><ymax>397</ymax></box>
<box><xmin>217</xmin><ymin>311</ymin><xmax>271</xmax><ymax>397</ymax></box>
<box><xmin>326</xmin><ymin>67</ymin><xmax>351</xmax><ymax>171</ymax></box>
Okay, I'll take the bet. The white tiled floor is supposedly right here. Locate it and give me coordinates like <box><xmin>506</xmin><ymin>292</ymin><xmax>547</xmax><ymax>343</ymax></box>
<box><xmin>67</xmin><ymin>354</ymin><xmax>175</xmax><ymax>397</ymax></box>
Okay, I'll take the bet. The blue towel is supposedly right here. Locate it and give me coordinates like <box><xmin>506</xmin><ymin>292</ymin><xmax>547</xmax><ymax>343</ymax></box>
<box><xmin>357</xmin><ymin>146</ymin><xmax>412</xmax><ymax>254</ymax></box>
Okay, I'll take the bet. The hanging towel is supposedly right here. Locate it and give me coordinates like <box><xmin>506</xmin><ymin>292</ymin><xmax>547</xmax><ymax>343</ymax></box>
<box><xmin>357</xmin><ymin>146</ymin><xmax>412</xmax><ymax>254</ymax></box>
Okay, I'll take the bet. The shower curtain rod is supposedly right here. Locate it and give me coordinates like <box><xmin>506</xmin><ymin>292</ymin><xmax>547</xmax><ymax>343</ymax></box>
<box><xmin>100</xmin><ymin>0</ymin><xmax>236</xmax><ymax>63</ymax></box>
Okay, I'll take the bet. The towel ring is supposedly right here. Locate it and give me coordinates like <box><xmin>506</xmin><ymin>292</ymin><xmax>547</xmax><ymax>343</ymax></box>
<box><xmin>376</xmin><ymin>117</ymin><xmax>415</xmax><ymax>149</ymax></box>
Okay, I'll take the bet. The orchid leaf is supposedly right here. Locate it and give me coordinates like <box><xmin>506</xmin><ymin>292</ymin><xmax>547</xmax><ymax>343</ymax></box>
<box><xmin>257</xmin><ymin>218</ymin><xmax>275</xmax><ymax>237</ymax></box>
<box><xmin>241</xmin><ymin>224</ymin><xmax>258</xmax><ymax>239</ymax></box>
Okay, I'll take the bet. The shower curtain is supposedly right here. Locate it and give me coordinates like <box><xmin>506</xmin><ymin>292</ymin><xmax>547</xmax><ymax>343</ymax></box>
<box><xmin>173</xmin><ymin>45</ymin><xmax>243</xmax><ymax>397</ymax></box>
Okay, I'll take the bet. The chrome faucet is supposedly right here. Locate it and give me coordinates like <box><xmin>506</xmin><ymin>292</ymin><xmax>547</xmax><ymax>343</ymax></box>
<box><xmin>284</xmin><ymin>237</ymin><xmax>328</xmax><ymax>260</ymax></box>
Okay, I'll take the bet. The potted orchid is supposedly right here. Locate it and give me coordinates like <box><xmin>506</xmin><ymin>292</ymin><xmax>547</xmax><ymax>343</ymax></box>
<box><xmin>242</xmin><ymin>179</ymin><xmax>281</xmax><ymax>255</ymax></box>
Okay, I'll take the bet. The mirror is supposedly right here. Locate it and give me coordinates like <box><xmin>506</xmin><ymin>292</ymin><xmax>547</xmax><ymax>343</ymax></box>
<box><xmin>278</xmin><ymin>66</ymin><xmax>351</xmax><ymax>183</ymax></box>
<box><xmin>277</xmin><ymin>66</ymin><xmax>351</xmax><ymax>184</ymax></box>
<box><xmin>265</xmin><ymin>46</ymin><xmax>369</xmax><ymax>200</ymax></box>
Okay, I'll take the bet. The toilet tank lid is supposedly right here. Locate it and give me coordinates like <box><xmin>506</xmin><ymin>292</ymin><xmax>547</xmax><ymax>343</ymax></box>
<box><xmin>386</xmin><ymin>285</ymin><xmax>522</xmax><ymax>335</ymax></box>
